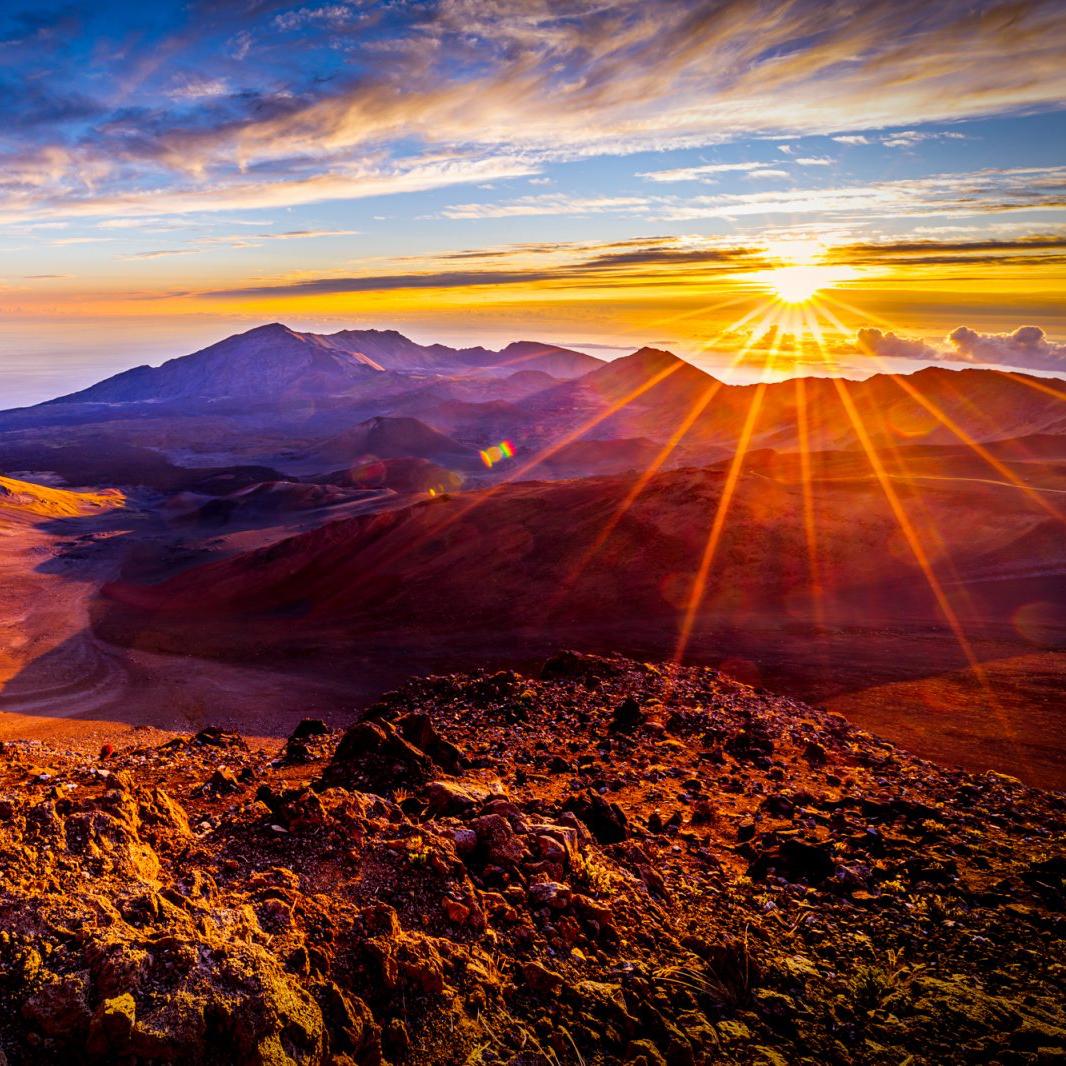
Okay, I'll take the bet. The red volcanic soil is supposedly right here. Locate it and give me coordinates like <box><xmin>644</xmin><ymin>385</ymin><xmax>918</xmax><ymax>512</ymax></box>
<box><xmin>96</xmin><ymin>459</ymin><xmax>1066</xmax><ymax>788</ymax></box>
<box><xmin>0</xmin><ymin>654</ymin><xmax>1060</xmax><ymax>1064</ymax></box>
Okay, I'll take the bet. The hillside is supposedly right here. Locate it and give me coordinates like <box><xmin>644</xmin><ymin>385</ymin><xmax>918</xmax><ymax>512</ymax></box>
<box><xmin>99</xmin><ymin>460</ymin><xmax>1055</xmax><ymax>635</ymax></box>
<box><xmin>45</xmin><ymin>324</ymin><xmax>385</xmax><ymax>407</ymax></box>
<box><xmin>298</xmin><ymin>416</ymin><xmax>480</xmax><ymax>471</ymax></box>
<box><xmin>0</xmin><ymin>475</ymin><xmax>125</xmax><ymax>520</ymax></box>
<box><xmin>0</xmin><ymin>653</ymin><xmax>1059</xmax><ymax>1064</ymax></box>
<box><xmin>17</xmin><ymin>326</ymin><xmax>599</xmax><ymax>417</ymax></box>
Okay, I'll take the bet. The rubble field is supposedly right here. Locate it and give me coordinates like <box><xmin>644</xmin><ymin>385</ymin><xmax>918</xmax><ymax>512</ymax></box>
<box><xmin>0</xmin><ymin>651</ymin><xmax>1061</xmax><ymax>1065</ymax></box>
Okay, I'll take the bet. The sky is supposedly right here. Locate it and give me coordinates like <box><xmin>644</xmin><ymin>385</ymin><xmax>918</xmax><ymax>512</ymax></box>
<box><xmin>1</xmin><ymin>0</ymin><xmax>1065</xmax><ymax>406</ymax></box>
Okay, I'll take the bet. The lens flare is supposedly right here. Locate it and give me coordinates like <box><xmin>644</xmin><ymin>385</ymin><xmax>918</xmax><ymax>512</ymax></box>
<box><xmin>480</xmin><ymin>440</ymin><xmax>515</xmax><ymax>468</ymax></box>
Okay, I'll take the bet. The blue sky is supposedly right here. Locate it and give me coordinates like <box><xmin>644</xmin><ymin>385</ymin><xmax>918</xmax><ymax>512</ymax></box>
<box><xmin>1</xmin><ymin>0</ymin><xmax>1065</xmax><ymax>404</ymax></box>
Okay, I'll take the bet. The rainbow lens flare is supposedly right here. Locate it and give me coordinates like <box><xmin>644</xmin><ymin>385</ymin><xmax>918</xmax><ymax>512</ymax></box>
<box><xmin>479</xmin><ymin>439</ymin><xmax>515</xmax><ymax>468</ymax></box>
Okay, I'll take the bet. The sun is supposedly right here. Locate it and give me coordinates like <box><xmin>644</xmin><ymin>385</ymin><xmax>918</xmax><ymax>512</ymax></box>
<box><xmin>750</xmin><ymin>240</ymin><xmax>857</xmax><ymax>304</ymax></box>
<box><xmin>767</xmin><ymin>264</ymin><xmax>842</xmax><ymax>303</ymax></box>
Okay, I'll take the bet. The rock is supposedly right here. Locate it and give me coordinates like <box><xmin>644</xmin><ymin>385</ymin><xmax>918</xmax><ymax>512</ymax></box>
<box><xmin>22</xmin><ymin>972</ymin><xmax>91</xmax><ymax>1040</ymax></box>
<box><xmin>564</xmin><ymin>791</ymin><xmax>628</xmax><ymax>844</ymax></box>
<box><xmin>803</xmin><ymin>740</ymin><xmax>828</xmax><ymax>767</ymax></box>
<box><xmin>452</xmin><ymin>828</ymin><xmax>478</xmax><ymax>856</ymax></box>
<box><xmin>522</xmin><ymin>961</ymin><xmax>563</xmax><ymax>996</ymax></box>
<box><xmin>426</xmin><ymin>780</ymin><xmax>494</xmax><ymax>815</ymax></box>
<box><xmin>529</xmin><ymin>881</ymin><xmax>571</xmax><ymax>908</ymax></box>
<box><xmin>748</xmin><ymin>837</ymin><xmax>836</xmax><ymax>886</ymax></box>
<box><xmin>624</xmin><ymin>1038</ymin><xmax>668</xmax><ymax>1066</ymax></box>
<box><xmin>527</xmin><ymin>823</ymin><xmax>580</xmax><ymax>866</ymax></box>
<box><xmin>471</xmin><ymin>813</ymin><xmax>529</xmax><ymax>865</ymax></box>
<box><xmin>207</xmin><ymin>768</ymin><xmax>241</xmax><ymax>794</ymax></box>
<box><xmin>324</xmin><ymin>720</ymin><xmax>437</xmax><ymax>792</ymax></box>
<box><xmin>442</xmin><ymin>898</ymin><xmax>471</xmax><ymax>924</ymax></box>
<box><xmin>540</xmin><ymin>650</ymin><xmax>622</xmax><ymax>681</ymax></box>
<box><xmin>396</xmin><ymin>713</ymin><xmax>466</xmax><ymax>773</ymax></box>
<box><xmin>87</xmin><ymin>992</ymin><xmax>136</xmax><ymax>1053</ymax></box>
<box><xmin>290</xmin><ymin>718</ymin><xmax>329</xmax><ymax>739</ymax></box>
<box><xmin>610</xmin><ymin>698</ymin><xmax>645</xmax><ymax>733</ymax></box>
<box><xmin>194</xmin><ymin>727</ymin><xmax>245</xmax><ymax>749</ymax></box>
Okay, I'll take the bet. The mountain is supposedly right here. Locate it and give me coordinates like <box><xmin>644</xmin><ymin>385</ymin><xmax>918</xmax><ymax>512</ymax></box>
<box><xmin>518</xmin><ymin>353</ymin><xmax>1066</xmax><ymax>460</ymax></box>
<box><xmin>322</xmin><ymin>330</ymin><xmax>600</xmax><ymax>377</ymax></box>
<box><xmin>298</xmin><ymin>415</ymin><xmax>480</xmax><ymax>470</ymax></box>
<box><xmin>46</xmin><ymin>324</ymin><xmax>386</xmax><ymax>407</ymax></box>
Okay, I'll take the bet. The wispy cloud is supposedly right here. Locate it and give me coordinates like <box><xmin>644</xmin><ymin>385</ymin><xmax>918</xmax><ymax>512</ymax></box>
<box><xmin>881</xmin><ymin>130</ymin><xmax>968</xmax><ymax>148</ymax></box>
<box><xmin>0</xmin><ymin>0</ymin><xmax>1063</xmax><ymax>222</ymax></box>
<box><xmin>201</xmin><ymin>236</ymin><xmax>769</xmax><ymax>299</ymax></box>
<box><xmin>640</xmin><ymin>161</ymin><xmax>781</xmax><ymax>183</ymax></box>
<box><xmin>438</xmin><ymin>167</ymin><xmax>1066</xmax><ymax>223</ymax></box>
<box><xmin>121</xmin><ymin>249</ymin><xmax>194</xmax><ymax>260</ymax></box>
<box><xmin>166</xmin><ymin>77</ymin><xmax>231</xmax><ymax>102</ymax></box>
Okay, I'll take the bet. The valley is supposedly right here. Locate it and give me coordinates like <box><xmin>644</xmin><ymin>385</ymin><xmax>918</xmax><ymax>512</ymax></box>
<box><xmin>0</xmin><ymin>326</ymin><xmax>1063</xmax><ymax>788</ymax></box>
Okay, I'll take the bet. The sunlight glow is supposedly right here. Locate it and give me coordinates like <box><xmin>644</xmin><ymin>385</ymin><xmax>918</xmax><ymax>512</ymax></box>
<box><xmin>750</xmin><ymin>239</ymin><xmax>857</xmax><ymax>304</ymax></box>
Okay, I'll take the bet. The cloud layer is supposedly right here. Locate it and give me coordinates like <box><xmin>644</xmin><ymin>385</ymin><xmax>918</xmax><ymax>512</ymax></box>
<box><xmin>858</xmin><ymin>325</ymin><xmax>1066</xmax><ymax>372</ymax></box>
<box><xmin>1</xmin><ymin>0</ymin><xmax>1065</xmax><ymax>221</ymax></box>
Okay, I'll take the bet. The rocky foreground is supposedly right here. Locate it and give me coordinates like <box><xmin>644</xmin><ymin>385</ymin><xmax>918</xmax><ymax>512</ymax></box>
<box><xmin>0</xmin><ymin>653</ymin><xmax>1061</xmax><ymax>1065</ymax></box>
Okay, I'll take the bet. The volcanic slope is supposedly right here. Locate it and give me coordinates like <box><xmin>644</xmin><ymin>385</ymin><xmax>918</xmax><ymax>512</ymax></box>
<box><xmin>27</xmin><ymin>326</ymin><xmax>599</xmax><ymax>413</ymax></box>
<box><xmin>520</xmin><ymin>351</ymin><xmax>1066</xmax><ymax>456</ymax></box>
<box><xmin>95</xmin><ymin>457</ymin><xmax>1066</xmax><ymax>787</ymax></box>
<box><xmin>100</xmin><ymin>459</ymin><xmax>1058</xmax><ymax>637</ymax></box>
<box><xmin>0</xmin><ymin>653</ymin><xmax>1059</xmax><ymax>1065</ymax></box>
<box><xmin>0</xmin><ymin>475</ymin><xmax>125</xmax><ymax>519</ymax></box>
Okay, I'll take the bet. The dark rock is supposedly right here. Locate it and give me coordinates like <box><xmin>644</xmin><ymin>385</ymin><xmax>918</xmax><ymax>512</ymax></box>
<box><xmin>564</xmin><ymin>791</ymin><xmax>628</xmax><ymax>844</ymax></box>
<box><xmin>290</xmin><ymin>718</ymin><xmax>329</xmax><ymax>740</ymax></box>
<box><xmin>396</xmin><ymin>712</ymin><xmax>466</xmax><ymax>773</ymax></box>
<box><xmin>610</xmin><ymin>698</ymin><xmax>646</xmax><ymax>733</ymax></box>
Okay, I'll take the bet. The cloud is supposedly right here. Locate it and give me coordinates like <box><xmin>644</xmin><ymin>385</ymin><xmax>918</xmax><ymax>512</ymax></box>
<box><xmin>795</xmin><ymin>156</ymin><xmax>832</xmax><ymax>166</ymax></box>
<box><xmin>228</xmin><ymin>30</ymin><xmax>253</xmax><ymax>61</ymax></box>
<box><xmin>832</xmin><ymin>135</ymin><xmax>871</xmax><ymax>145</ymax></box>
<box><xmin>881</xmin><ymin>130</ymin><xmax>968</xmax><ymax>148</ymax></box>
<box><xmin>0</xmin><ymin>155</ymin><xmax>540</xmax><ymax>225</ymax></box>
<box><xmin>948</xmin><ymin>325</ymin><xmax>1066</xmax><ymax>371</ymax></box>
<box><xmin>639</xmin><ymin>162</ymin><xmax>781</xmax><ymax>183</ymax></box>
<box><xmin>273</xmin><ymin>5</ymin><xmax>358</xmax><ymax>31</ymax></box>
<box><xmin>3</xmin><ymin>0</ymin><xmax>1065</xmax><ymax>222</ymax></box>
<box><xmin>856</xmin><ymin>324</ymin><xmax>1066</xmax><ymax>372</ymax></box>
<box><xmin>257</xmin><ymin>228</ymin><xmax>359</xmax><ymax>241</ymax></box>
<box><xmin>205</xmin><ymin>269</ymin><xmax>560</xmax><ymax>298</ymax></box>
<box><xmin>166</xmin><ymin>78</ymin><xmax>231</xmax><ymax>102</ymax></box>
<box><xmin>121</xmin><ymin>249</ymin><xmax>194</xmax><ymax>260</ymax></box>
<box><xmin>441</xmin><ymin>167</ymin><xmax>1066</xmax><ymax>224</ymax></box>
<box><xmin>746</xmin><ymin>168</ymin><xmax>790</xmax><ymax>179</ymax></box>
<box><xmin>856</xmin><ymin>327</ymin><xmax>939</xmax><ymax>361</ymax></box>
<box><xmin>441</xmin><ymin>194</ymin><xmax>650</xmax><ymax>220</ymax></box>
<box><xmin>201</xmin><ymin>235</ymin><xmax>768</xmax><ymax>299</ymax></box>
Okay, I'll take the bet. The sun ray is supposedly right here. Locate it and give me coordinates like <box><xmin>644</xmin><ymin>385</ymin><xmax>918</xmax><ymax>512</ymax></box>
<box><xmin>808</xmin><ymin>302</ymin><xmax>1029</xmax><ymax>769</ymax></box>
<box><xmin>823</xmin><ymin>289</ymin><xmax>1066</xmax><ymax>407</ymax></box>
<box><xmin>803</xmin><ymin>305</ymin><xmax>1027</xmax><ymax>767</ymax></box>
<box><xmin>542</xmin><ymin>306</ymin><xmax>790</xmax><ymax>614</ymax></box>
<box><xmin>669</xmin><ymin>307</ymin><xmax>795</xmax><ymax>668</ymax></box>
<box><xmin>804</xmin><ymin>308</ymin><xmax>981</xmax><ymax>660</ymax></box>
<box><xmin>814</xmin><ymin>297</ymin><xmax>1064</xmax><ymax>521</ymax></box>
<box><xmin>1001</xmin><ymin>370</ymin><xmax>1066</xmax><ymax>401</ymax></box>
<box><xmin>793</xmin><ymin>374</ymin><xmax>824</xmax><ymax>623</ymax></box>
<box><xmin>309</xmin><ymin>358</ymin><xmax>699</xmax><ymax>618</ymax></box>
